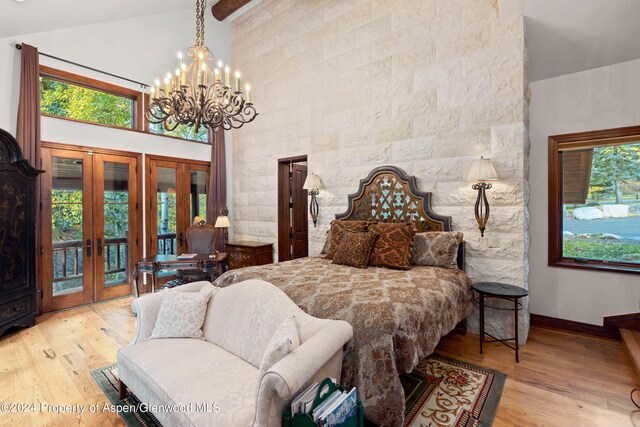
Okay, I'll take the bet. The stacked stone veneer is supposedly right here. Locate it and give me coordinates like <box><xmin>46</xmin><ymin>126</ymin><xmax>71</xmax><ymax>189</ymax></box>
<box><xmin>230</xmin><ymin>0</ymin><xmax>531</xmax><ymax>343</ymax></box>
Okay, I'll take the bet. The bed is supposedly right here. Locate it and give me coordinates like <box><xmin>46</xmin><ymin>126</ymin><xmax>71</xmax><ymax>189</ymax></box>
<box><xmin>214</xmin><ymin>166</ymin><xmax>475</xmax><ymax>427</ymax></box>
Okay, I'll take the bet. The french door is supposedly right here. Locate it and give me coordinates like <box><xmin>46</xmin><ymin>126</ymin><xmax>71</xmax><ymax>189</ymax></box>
<box><xmin>145</xmin><ymin>155</ymin><xmax>209</xmax><ymax>260</ymax></box>
<box><xmin>40</xmin><ymin>144</ymin><xmax>142</xmax><ymax>312</ymax></box>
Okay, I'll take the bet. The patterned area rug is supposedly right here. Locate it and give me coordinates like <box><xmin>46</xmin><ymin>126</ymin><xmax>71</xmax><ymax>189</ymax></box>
<box><xmin>90</xmin><ymin>364</ymin><xmax>162</xmax><ymax>427</ymax></box>
<box><xmin>92</xmin><ymin>354</ymin><xmax>504</xmax><ymax>427</ymax></box>
<box><xmin>401</xmin><ymin>354</ymin><xmax>506</xmax><ymax>427</ymax></box>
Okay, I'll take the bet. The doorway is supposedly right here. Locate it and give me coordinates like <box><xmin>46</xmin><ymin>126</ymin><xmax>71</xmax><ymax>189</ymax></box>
<box><xmin>40</xmin><ymin>143</ymin><xmax>142</xmax><ymax>312</ymax></box>
<box><xmin>278</xmin><ymin>156</ymin><xmax>309</xmax><ymax>262</ymax></box>
<box><xmin>145</xmin><ymin>155</ymin><xmax>210</xmax><ymax>261</ymax></box>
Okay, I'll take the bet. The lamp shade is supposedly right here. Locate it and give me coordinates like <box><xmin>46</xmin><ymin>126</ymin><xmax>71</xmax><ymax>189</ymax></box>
<box><xmin>466</xmin><ymin>156</ymin><xmax>498</xmax><ymax>181</ymax></box>
<box><xmin>214</xmin><ymin>215</ymin><xmax>230</xmax><ymax>228</ymax></box>
<box><xmin>303</xmin><ymin>173</ymin><xmax>322</xmax><ymax>190</ymax></box>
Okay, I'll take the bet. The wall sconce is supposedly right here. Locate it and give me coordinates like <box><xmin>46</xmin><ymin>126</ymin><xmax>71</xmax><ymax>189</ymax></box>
<box><xmin>214</xmin><ymin>207</ymin><xmax>230</xmax><ymax>243</ymax></box>
<box><xmin>303</xmin><ymin>172</ymin><xmax>322</xmax><ymax>227</ymax></box>
<box><xmin>466</xmin><ymin>156</ymin><xmax>498</xmax><ymax>237</ymax></box>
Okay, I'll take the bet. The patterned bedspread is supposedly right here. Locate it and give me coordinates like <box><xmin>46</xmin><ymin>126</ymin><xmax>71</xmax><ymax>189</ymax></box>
<box><xmin>214</xmin><ymin>257</ymin><xmax>474</xmax><ymax>427</ymax></box>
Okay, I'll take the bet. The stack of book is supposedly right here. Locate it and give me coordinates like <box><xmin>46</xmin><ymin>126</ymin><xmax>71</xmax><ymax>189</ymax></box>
<box><xmin>289</xmin><ymin>380</ymin><xmax>359</xmax><ymax>427</ymax></box>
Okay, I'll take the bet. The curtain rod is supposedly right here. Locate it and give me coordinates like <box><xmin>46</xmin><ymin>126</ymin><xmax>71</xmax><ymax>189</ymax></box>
<box><xmin>15</xmin><ymin>43</ymin><xmax>149</xmax><ymax>89</ymax></box>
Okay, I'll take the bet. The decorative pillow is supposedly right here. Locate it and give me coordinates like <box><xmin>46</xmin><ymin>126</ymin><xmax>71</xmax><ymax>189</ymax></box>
<box><xmin>332</xmin><ymin>231</ymin><xmax>378</xmax><ymax>268</ymax></box>
<box><xmin>412</xmin><ymin>231</ymin><xmax>463</xmax><ymax>269</ymax></box>
<box><xmin>324</xmin><ymin>220</ymin><xmax>369</xmax><ymax>259</ymax></box>
<box><xmin>150</xmin><ymin>285</ymin><xmax>215</xmax><ymax>340</ymax></box>
<box><xmin>255</xmin><ymin>317</ymin><xmax>300</xmax><ymax>398</ymax></box>
<box><xmin>368</xmin><ymin>222</ymin><xmax>416</xmax><ymax>270</ymax></box>
<box><xmin>320</xmin><ymin>228</ymin><xmax>332</xmax><ymax>255</ymax></box>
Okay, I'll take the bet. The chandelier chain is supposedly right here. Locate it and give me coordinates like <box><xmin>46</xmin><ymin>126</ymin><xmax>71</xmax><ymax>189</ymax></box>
<box><xmin>196</xmin><ymin>0</ymin><xmax>205</xmax><ymax>47</ymax></box>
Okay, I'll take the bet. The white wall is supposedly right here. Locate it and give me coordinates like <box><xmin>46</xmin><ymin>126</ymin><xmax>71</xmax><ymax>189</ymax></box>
<box><xmin>529</xmin><ymin>58</ymin><xmax>640</xmax><ymax>325</ymax></box>
<box><xmin>0</xmin><ymin>9</ymin><xmax>235</xmax><ymax>243</ymax></box>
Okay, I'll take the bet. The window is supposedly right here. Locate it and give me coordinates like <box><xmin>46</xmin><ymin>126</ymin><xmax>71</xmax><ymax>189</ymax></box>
<box><xmin>148</xmin><ymin>122</ymin><xmax>208</xmax><ymax>143</ymax></box>
<box><xmin>549</xmin><ymin>126</ymin><xmax>640</xmax><ymax>274</ymax></box>
<box><xmin>40</xmin><ymin>66</ymin><xmax>139</xmax><ymax>129</ymax></box>
<box><xmin>40</xmin><ymin>66</ymin><xmax>210</xmax><ymax>144</ymax></box>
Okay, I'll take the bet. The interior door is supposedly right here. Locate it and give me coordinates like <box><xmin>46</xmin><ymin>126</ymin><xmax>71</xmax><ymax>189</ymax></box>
<box><xmin>277</xmin><ymin>156</ymin><xmax>309</xmax><ymax>262</ymax></box>
<box><xmin>93</xmin><ymin>154</ymin><xmax>140</xmax><ymax>301</ymax></box>
<box><xmin>291</xmin><ymin>164</ymin><xmax>309</xmax><ymax>259</ymax></box>
<box><xmin>41</xmin><ymin>148</ymin><xmax>94</xmax><ymax>312</ymax></box>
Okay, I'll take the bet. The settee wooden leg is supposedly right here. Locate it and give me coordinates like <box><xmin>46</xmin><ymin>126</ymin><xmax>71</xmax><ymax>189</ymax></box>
<box><xmin>118</xmin><ymin>379</ymin><xmax>128</xmax><ymax>400</ymax></box>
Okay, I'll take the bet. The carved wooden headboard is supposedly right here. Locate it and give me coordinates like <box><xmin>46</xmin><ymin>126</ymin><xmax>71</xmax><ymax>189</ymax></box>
<box><xmin>335</xmin><ymin>165</ymin><xmax>465</xmax><ymax>270</ymax></box>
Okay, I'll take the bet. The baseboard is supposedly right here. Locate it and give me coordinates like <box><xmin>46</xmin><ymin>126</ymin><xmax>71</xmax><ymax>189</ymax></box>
<box><xmin>530</xmin><ymin>313</ymin><xmax>614</xmax><ymax>339</ymax></box>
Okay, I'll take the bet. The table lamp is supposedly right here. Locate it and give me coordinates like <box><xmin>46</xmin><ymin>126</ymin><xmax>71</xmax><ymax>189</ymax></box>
<box><xmin>215</xmin><ymin>211</ymin><xmax>230</xmax><ymax>243</ymax></box>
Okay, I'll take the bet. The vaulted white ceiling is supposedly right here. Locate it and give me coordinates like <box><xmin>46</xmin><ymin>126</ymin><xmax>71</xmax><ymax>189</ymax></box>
<box><xmin>2</xmin><ymin>0</ymin><xmax>639</xmax><ymax>82</ymax></box>
<box><xmin>523</xmin><ymin>0</ymin><xmax>640</xmax><ymax>81</ymax></box>
<box><xmin>0</xmin><ymin>0</ymin><xmax>193</xmax><ymax>39</ymax></box>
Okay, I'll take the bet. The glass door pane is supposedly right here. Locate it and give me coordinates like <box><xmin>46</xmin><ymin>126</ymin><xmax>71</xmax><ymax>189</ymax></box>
<box><xmin>156</xmin><ymin>167</ymin><xmax>178</xmax><ymax>256</ymax></box>
<box><xmin>94</xmin><ymin>154</ymin><xmax>140</xmax><ymax>302</ymax></box>
<box><xmin>51</xmin><ymin>157</ymin><xmax>85</xmax><ymax>297</ymax></box>
<box><xmin>189</xmin><ymin>170</ymin><xmax>208</xmax><ymax>224</ymax></box>
<box><xmin>103</xmin><ymin>162</ymin><xmax>130</xmax><ymax>287</ymax></box>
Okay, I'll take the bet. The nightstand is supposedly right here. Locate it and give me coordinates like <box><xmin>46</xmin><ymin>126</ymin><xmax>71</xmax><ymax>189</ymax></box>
<box><xmin>225</xmin><ymin>241</ymin><xmax>273</xmax><ymax>270</ymax></box>
<box><xmin>472</xmin><ymin>282</ymin><xmax>528</xmax><ymax>363</ymax></box>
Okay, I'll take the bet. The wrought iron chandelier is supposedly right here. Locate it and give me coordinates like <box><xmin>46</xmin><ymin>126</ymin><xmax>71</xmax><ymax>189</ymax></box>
<box><xmin>147</xmin><ymin>0</ymin><xmax>257</xmax><ymax>133</ymax></box>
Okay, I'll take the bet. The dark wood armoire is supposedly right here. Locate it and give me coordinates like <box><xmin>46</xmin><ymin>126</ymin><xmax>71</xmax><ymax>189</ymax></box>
<box><xmin>0</xmin><ymin>128</ymin><xmax>43</xmax><ymax>337</ymax></box>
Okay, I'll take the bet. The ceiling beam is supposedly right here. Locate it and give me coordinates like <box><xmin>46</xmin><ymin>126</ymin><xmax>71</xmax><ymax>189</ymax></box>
<box><xmin>211</xmin><ymin>0</ymin><xmax>252</xmax><ymax>21</ymax></box>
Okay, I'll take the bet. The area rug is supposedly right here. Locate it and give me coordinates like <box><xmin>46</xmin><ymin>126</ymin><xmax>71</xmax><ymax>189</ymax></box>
<box><xmin>90</xmin><ymin>363</ymin><xmax>162</xmax><ymax>427</ymax></box>
<box><xmin>93</xmin><ymin>354</ymin><xmax>505</xmax><ymax>427</ymax></box>
<box><xmin>401</xmin><ymin>354</ymin><xmax>506</xmax><ymax>427</ymax></box>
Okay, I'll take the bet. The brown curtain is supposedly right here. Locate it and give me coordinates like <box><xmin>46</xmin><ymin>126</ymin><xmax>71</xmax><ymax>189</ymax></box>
<box><xmin>16</xmin><ymin>43</ymin><xmax>42</xmax><ymax>311</ymax></box>
<box><xmin>16</xmin><ymin>44</ymin><xmax>41</xmax><ymax>168</ymax></box>
<box><xmin>206</xmin><ymin>129</ymin><xmax>227</xmax><ymax>252</ymax></box>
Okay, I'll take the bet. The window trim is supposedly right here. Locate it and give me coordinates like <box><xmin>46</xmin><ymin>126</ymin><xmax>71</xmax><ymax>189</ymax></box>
<box><xmin>39</xmin><ymin>66</ymin><xmax>211</xmax><ymax>145</ymax></box>
<box><xmin>548</xmin><ymin>125</ymin><xmax>640</xmax><ymax>275</ymax></box>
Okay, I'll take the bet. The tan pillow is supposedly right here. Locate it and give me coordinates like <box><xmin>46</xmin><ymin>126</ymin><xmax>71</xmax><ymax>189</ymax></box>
<box><xmin>412</xmin><ymin>232</ymin><xmax>463</xmax><ymax>269</ymax></box>
<box><xmin>332</xmin><ymin>231</ymin><xmax>379</xmax><ymax>268</ymax></box>
<box><xmin>324</xmin><ymin>220</ymin><xmax>369</xmax><ymax>259</ymax></box>
<box><xmin>368</xmin><ymin>222</ymin><xmax>416</xmax><ymax>270</ymax></box>
<box><xmin>255</xmin><ymin>317</ymin><xmax>300</xmax><ymax>399</ymax></box>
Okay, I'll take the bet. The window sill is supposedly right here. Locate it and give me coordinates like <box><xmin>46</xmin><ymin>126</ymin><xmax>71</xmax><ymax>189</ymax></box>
<box><xmin>549</xmin><ymin>259</ymin><xmax>640</xmax><ymax>275</ymax></box>
<box><xmin>42</xmin><ymin>114</ymin><xmax>211</xmax><ymax>145</ymax></box>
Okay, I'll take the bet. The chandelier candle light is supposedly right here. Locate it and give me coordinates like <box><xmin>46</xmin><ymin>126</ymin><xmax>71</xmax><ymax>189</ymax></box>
<box><xmin>147</xmin><ymin>0</ymin><xmax>257</xmax><ymax>133</ymax></box>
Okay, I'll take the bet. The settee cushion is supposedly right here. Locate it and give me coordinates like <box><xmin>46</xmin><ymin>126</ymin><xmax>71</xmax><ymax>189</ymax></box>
<box><xmin>118</xmin><ymin>338</ymin><xmax>258</xmax><ymax>427</ymax></box>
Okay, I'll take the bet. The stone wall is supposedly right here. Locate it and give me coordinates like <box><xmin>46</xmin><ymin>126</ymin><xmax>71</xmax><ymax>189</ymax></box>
<box><xmin>230</xmin><ymin>0</ymin><xmax>530</xmax><ymax>342</ymax></box>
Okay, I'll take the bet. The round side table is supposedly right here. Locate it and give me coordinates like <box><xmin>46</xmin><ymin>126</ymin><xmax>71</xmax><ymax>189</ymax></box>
<box><xmin>472</xmin><ymin>282</ymin><xmax>528</xmax><ymax>363</ymax></box>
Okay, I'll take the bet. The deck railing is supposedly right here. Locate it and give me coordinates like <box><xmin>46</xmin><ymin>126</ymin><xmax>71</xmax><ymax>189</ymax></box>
<box><xmin>53</xmin><ymin>233</ymin><xmax>177</xmax><ymax>287</ymax></box>
<box><xmin>157</xmin><ymin>233</ymin><xmax>177</xmax><ymax>255</ymax></box>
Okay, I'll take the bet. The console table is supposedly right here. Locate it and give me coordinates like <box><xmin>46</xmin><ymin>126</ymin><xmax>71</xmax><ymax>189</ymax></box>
<box><xmin>133</xmin><ymin>253</ymin><xmax>227</xmax><ymax>297</ymax></box>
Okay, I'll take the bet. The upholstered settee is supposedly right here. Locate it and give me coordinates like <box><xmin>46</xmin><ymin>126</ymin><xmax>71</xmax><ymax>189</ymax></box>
<box><xmin>117</xmin><ymin>279</ymin><xmax>353</xmax><ymax>427</ymax></box>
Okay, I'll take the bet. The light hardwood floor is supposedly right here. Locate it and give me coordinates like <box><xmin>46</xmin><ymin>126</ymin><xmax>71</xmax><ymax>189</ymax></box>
<box><xmin>0</xmin><ymin>298</ymin><xmax>637</xmax><ymax>426</ymax></box>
